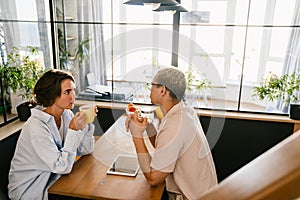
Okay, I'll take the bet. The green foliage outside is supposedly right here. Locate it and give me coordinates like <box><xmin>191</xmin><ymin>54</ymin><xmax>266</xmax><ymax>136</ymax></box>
<box><xmin>185</xmin><ymin>66</ymin><xmax>211</xmax><ymax>91</ymax></box>
<box><xmin>252</xmin><ymin>72</ymin><xmax>300</xmax><ymax>105</ymax></box>
<box><xmin>0</xmin><ymin>46</ymin><xmax>45</xmax><ymax>102</ymax></box>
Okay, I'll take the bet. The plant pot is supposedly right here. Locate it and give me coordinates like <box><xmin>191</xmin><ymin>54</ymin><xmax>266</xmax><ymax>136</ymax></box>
<box><xmin>289</xmin><ymin>104</ymin><xmax>300</xmax><ymax>120</ymax></box>
<box><xmin>16</xmin><ymin>102</ymin><xmax>36</xmax><ymax>121</ymax></box>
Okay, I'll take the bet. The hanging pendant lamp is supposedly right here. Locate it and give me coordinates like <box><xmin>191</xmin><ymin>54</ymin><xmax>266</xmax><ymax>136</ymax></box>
<box><xmin>153</xmin><ymin>4</ymin><xmax>188</xmax><ymax>13</ymax></box>
<box><xmin>123</xmin><ymin>0</ymin><xmax>187</xmax><ymax>14</ymax></box>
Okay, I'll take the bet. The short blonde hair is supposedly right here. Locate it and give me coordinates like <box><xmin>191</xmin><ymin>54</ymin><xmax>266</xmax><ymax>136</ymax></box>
<box><xmin>153</xmin><ymin>67</ymin><xmax>187</xmax><ymax>100</ymax></box>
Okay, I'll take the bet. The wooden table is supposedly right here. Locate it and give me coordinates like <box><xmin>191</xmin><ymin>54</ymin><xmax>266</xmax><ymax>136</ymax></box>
<box><xmin>48</xmin><ymin>115</ymin><xmax>165</xmax><ymax>199</ymax></box>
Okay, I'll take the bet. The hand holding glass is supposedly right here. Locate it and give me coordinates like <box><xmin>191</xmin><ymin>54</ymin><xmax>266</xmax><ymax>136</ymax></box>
<box><xmin>79</xmin><ymin>104</ymin><xmax>96</xmax><ymax>124</ymax></box>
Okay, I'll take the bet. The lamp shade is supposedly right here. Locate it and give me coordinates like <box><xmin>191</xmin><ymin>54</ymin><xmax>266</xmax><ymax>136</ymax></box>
<box><xmin>153</xmin><ymin>4</ymin><xmax>188</xmax><ymax>12</ymax></box>
<box><xmin>123</xmin><ymin>0</ymin><xmax>179</xmax><ymax>6</ymax></box>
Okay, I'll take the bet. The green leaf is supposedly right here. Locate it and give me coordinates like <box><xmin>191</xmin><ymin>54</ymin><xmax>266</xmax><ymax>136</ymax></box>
<box><xmin>0</xmin><ymin>46</ymin><xmax>45</xmax><ymax>102</ymax></box>
<box><xmin>252</xmin><ymin>71</ymin><xmax>300</xmax><ymax>105</ymax></box>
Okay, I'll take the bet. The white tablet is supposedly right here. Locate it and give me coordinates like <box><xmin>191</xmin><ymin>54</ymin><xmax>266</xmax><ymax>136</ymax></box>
<box><xmin>107</xmin><ymin>155</ymin><xmax>140</xmax><ymax>177</ymax></box>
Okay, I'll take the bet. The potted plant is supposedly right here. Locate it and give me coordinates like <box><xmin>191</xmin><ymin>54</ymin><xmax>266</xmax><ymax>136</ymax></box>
<box><xmin>184</xmin><ymin>67</ymin><xmax>211</xmax><ymax>106</ymax></box>
<box><xmin>252</xmin><ymin>72</ymin><xmax>300</xmax><ymax>119</ymax></box>
<box><xmin>0</xmin><ymin>46</ymin><xmax>45</xmax><ymax>121</ymax></box>
<box><xmin>58</xmin><ymin>28</ymin><xmax>90</xmax><ymax>71</ymax></box>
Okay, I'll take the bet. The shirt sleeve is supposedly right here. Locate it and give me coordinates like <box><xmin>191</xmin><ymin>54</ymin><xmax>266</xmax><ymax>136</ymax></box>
<box><xmin>76</xmin><ymin>123</ymin><xmax>95</xmax><ymax>156</ymax></box>
<box><xmin>63</xmin><ymin>128</ymin><xmax>82</xmax><ymax>153</ymax></box>
<box><xmin>63</xmin><ymin>109</ymin><xmax>95</xmax><ymax>156</ymax></box>
<box><xmin>30</xmin><ymin>125</ymin><xmax>78</xmax><ymax>174</ymax></box>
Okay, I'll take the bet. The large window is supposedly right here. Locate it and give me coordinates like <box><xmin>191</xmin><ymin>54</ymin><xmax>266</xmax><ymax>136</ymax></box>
<box><xmin>179</xmin><ymin>0</ymin><xmax>299</xmax><ymax>113</ymax></box>
<box><xmin>0</xmin><ymin>0</ymin><xmax>53</xmax><ymax>126</ymax></box>
<box><xmin>67</xmin><ymin>0</ymin><xmax>298</xmax><ymax>115</ymax></box>
<box><xmin>0</xmin><ymin>0</ymin><xmax>299</xmax><ymax>126</ymax></box>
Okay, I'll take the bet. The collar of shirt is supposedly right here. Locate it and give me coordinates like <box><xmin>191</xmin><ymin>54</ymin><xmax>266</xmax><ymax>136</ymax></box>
<box><xmin>31</xmin><ymin>105</ymin><xmax>53</xmax><ymax>124</ymax></box>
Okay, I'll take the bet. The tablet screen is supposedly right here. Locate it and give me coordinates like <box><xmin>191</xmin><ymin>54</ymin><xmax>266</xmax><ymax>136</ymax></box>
<box><xmin>107</xmin><ymin>155</ymin><xmax>140</xmax><ymax>177</ymax></box>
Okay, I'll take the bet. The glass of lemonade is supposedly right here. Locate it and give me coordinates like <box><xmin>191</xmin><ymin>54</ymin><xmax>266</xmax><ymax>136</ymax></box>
<box><xmin>79</xmin><ymin>104</ymin><xmax>96</xmax><ymax>124</ymax></box>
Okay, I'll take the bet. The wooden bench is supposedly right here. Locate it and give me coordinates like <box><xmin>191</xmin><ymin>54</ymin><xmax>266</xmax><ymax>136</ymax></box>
<box><xmin>198</xmin><ymin>130</ymin><xmax>300</xmax><ymax>200</ymax></box>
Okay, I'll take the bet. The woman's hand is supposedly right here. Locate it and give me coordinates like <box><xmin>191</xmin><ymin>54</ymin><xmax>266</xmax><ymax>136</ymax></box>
<box><xmin>69</xmin><ymin>112</ymin><xmax>87</xmax><ymax>130</ymax></box>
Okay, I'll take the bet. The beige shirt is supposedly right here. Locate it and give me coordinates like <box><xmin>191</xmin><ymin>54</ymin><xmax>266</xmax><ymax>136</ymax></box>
<box><xmin>150</xmin><ymin>102</ymin><xmax>217</xmax><ymax>199</ymax></box>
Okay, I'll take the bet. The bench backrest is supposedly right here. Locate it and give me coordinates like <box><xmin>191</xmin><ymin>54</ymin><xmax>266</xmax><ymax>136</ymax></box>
<box><xmin>198</xmin><ymin>130</ymin><xmax>300</xmax><ymax>200</ymax></box>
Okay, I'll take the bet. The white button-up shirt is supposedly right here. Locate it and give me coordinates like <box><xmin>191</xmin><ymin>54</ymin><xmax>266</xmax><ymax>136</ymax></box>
<box><xmin>8</xmin><ymin>106</ymin><xmax>95</xmax><ymax>200</ymax></box>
